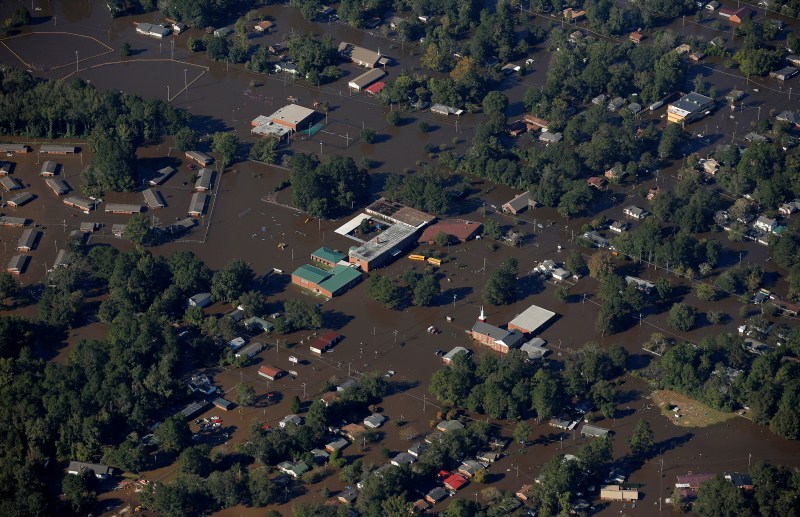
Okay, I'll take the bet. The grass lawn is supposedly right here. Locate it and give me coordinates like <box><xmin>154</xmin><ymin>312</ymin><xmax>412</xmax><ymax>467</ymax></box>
<box><xmin>652</xmin><ymin>389</ymin><xmax>736</xmax><ymax>428</ymax></box>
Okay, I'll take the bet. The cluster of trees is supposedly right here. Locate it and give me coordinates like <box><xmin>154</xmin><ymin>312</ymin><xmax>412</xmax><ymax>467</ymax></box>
<box><xmin>285</xmin><ymin>33</ymin><xmax>342</xmax><ymax>85</ymax></box>
<box><xmin>383</xmin><ymin>169</ymin><xmax>452</xmax><ymax>215</ymax></box>
<box><xmin>290</xmin><ymin>153</ymin><xmax>370</xmax><ymax>218</ymax></box>
<box><xmin>691</xmin><ymin>462</ymin><xmax>800</xmax><ymax>517</ymax></box>
<box><xmin>643</xmin><ymin>331</ymin><xmax>800</xmax><ymax>439</ymax></box>
<box><xmin>430</xmin><ymin>343</ymin><xmax>627</xmax><ymax>422</ymax></box>
<box><xmin>163</xmin><ymin>0</ymin><xmax>257</xmax><ymax>27</ymax></box>
<box><xmin>365</xmin><ymin>268</ymin><xmax>442</xmax><ymax>308</ymax></box>
<box><xmin>482</xmin><ymin>258</ymin><xmax>518</xmax><ymax>305</ymax></box>
<box><xmin>0</xmin><ymin>69</ymin><xmax>189</xmax><ymax>144</ymax></box>
<box><xmin>105</xmin><ymin>0</ymin><xmax>156</xmax><ymax>17</ymax></box>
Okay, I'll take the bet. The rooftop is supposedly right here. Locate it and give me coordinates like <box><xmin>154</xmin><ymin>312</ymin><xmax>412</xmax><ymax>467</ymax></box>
<box><xmin>508</xmin><ymin>304</ymin><xmax>557</xmax><ymax>333</ymax></box>
<box><xmin>365</xmin><ymin>198</ymin><xmax>436</xmax><ymax>228</ymax></box>
<box><xmin>312</xmin><ymin>246</ymin><xmax>346</xmax><ymax>264</ymax></box>
<box><xmin>270</xmin><ymin>104</ymin><xmax>316</xmax><ymax>126</ymax></box>
<box><xmin>348</xmin><ymin>222</ymin><xmax>418</xmax><ymax>262</ymax></box>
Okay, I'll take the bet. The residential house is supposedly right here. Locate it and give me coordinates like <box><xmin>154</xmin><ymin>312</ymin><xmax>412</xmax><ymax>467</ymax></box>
<box><xmin>689</xmin><ymin>51</ymin><xmax>706</xmax><ymax>62</ymax></box>
<box><xmin>626</xmin><ymin>276</ymin><xmax>655</xmax><ymax>294</ymax></box>
<box><xmin>391</xmin><ymin>452</ymin><xmax>416</xmax><ymax>466</ymax></box>
<box><xmin>609</xmin><ymin>221</ymin><xmax>628</xmax><ymax>233</ymax></box>
<box><xmin>587</xmin><ymin>176</ymin><xmax>606</xmax><ymax>189</ymax></box>
<box><xmin>725</xmin><ymin>472</ymin><xmax>754</xmax><ymax>490</ymax></box>
<box><xmin>647</xmin><ymin>187</ymin><xmax>661</xmax><ymax>200</ymax></box>
<box><xmin>444</xmin><ymin>473</ymin><xmax>468</xmax><ymax>491</ymax></box>
<box><xmin>279</xmin><ymin>414</ymin><xmax>302</xmax><ymax>428</ymax></box>
<box><xmin>408</xmin><ymin>442</ymin><xmax>428</xmax><ymax>457</ymax></box>
<box><xmin>45</xmin><ymin>178</ymin><xmax>71</xmax><ymax>196</ymax></box>
<box><xmin>254</xmin><ymin>20</ymin><xmax>273</xmax><ymax>32</ymax></box>
<box><xmin>7</xmin><ymin>192</ymin><xmax>34</xmax><ymax>207</ymax></box>
<box><xmin>413</xmin><ymin>499</ymin><xmax>431</xmax><ymax>512</ymax></box>
<box><xmin>776</xmin><ymin>111</ymin><xmax>800</xmax><ymax>127</ymax></box>
<box><xmin>363</xmin><ymin>414</ymin><xmax>387</xmax><ymax>428</ymax></box>
<box><xmin>338</xmin><ymin>489</ymin><xmax>358</xmax><ymax>504</ymax></box>
<box><xmin>629</xmin><ymin>31</ymin><xmax>644</xmax><ymax>44</ymax></box>
<box><xmin>520</xmin><ymin>338</ymin><xmax>549</xmax><ymax>361</ymax></box>
<box><xmin>552</xmin><ymin>268</ymin><xmax>571</xmax><ymax>281</ymax></box>
<box><xmin>277</xmin><ymin>461</ymin><xmax>309</xmax><ymax>478</ymax></box>
<box><xmin>442</xmin><ymin>346</ymin><xmax>470</xmax><ymax>364</ymax></box>
<box><xmin>426</xmin><ymin>487</ymin><xmax>448</xmax><ymax>504</ymax></box>
<box><xmin>430</xmin><ymin>104</ymin><xmax>464</xmax><ymax>116</ymax></box>
<box><xmin>623</xmin><ymin>205</ymin><xmax>649</xmax><ymax>219</ymax></box>
<box><xmin>771</xmin><ymin>66</ymin><xmax>799</xmax><ymax>81</ymax></box>
<box><xmin>753</xmin><ymin>216</ymin><xmax>778</xmax><ymax>233</ymax></box>
<box><xmin>580</xmin><ymin>424</ymin><xmax>612</xmax><ymax>438</ymax></box>
<box><xmin>698</xmin><ymin>157</ymin><xmax>720</xmax><ymax>175</ymax></box>
<box><xmin>719</xmin><ymin>7</ymin><xmax>752</xmax><ymax>24</ymax></box>
<box><xmin>607</xmin><ymin>97</ymin><xmax>625</xmax><ymax>111</ymax></box>
<box><xmin>458</xmin><ymin>460</ymin><xmax>484</xmax><ymax>478</ymax></box>
<box><xmin>605</xmin><ymin>166</ymin><xmax>627</xmax><ymax>181</ymax></box>
<box><xmin>341</xmin><ymin>423</ymin><xmax>368</xmax><ymax>441</ymax></box>
<box><xmin>516</xmin><ymin>484</ymin><xmax>533</xmax><ymax>502</ymax></box>
<box><xmin>112</xmin><ymin>223</ymin><xmax>126</xmax><ymax>238</ymax></box>
<box><xmin>523</xmin><ymin>114</ymin><xmax>549</xmax><ymax>132</ymax></box>
<box><xmin>549</xmin><ymin>418</ymin><xmax>576</xmax><ymax>430</ymax></box>
<box><xmin>675</xmin><ymin>473</ymin><xmax>714</xmax><ymax>489</ymax></box>
<box><xmin>67</xmin><ymin>461</ymin><xmax>112</xmax><ymax>479</ymax></box>
<box><xmin>436</xmin><ymin>420</ymin><xmax>465</xmax><ymax>433</ymax></box>
<box><xmin>244</xmin><ymin>316</ymin><xmax>273</xmax><ymax>333</ymax></box>
<box><xmin>592</xmin><ymin>93</ymin><xmax>607</xmax><ymax>105</ymax></box>
<box><xmin>539</xmin><ymin>131</ymin><xmax>563</xmax><ymax>143</ymax></box>
<box><xmin>325</xmin><ymin>437</ymin><xmax>349</xmax><ymax>453</ymax></box>
<box><xmin>581</xmin><ymin>230</ymin><xmax>610</xmax><ymax>248</ymax></box>
<box><xmin>502</xmin><ymin>191</ymin><xmax>536</xmax><ymax>214</ymax></box>
<box><xmin>563</xmin><ymin>8</ymin><xmax>586</xmax><ymax>21</ymax></box>
<box><xmin>213</xmin><ymin>27</ymin><xmax>233</xmax><ymax>38</ymax></box>
<box><xmin>149</xmin><ymin>166</ymin><xmax>175</xmax><ymax>186</ymax></box>
<box><xmin>235</xmin><ymin>341</ymin><xmax>264</xmax><ymax>359</ymax></box>
<box><xmin>337</xmin><ymin>379</ymin><xmax>357</xmax><ymax>392</ymax></box>
<box><xmin>319</xmin><ymin>392</ymin><xmax>341</xmax><ymax>407</ymax></box>
<box><xmin>227</xmin><ymin>337</ymin><xmax>246</xmax><ymax>351</ymax></box>
<box><xmin>417</xmin><ymin>219</ymin><xmax>482</xmax><ymax>244</ymax></box>
<box><xmin>188</xmin><ymin>292</ymin><xmax>212</xmax><ymax>308</ymax></box>
<box><xmin>309</xmin><ymin>330</ymin><xmax>342</xmax><ymax>354</ymax></box>
<box><xmin>779</xmin><ymin>200</ymin><xmax>800</xmax><ymax>216</ymax></box>
<box><xmin>477</xmin><ymin>451</ymin><xmax>501</xmax><ymax>463</ymax></box>
<box><xmin>310</xmin><ymin>448</ymin><xmax>330</xmax><ymax>464</ymax></box>
<box><xmin>185</xmin><ymin>151</ymin><xmax>213</xmax><ymax>166</ymax></box>
<box><xmin>16</xmin><ymin>229</ymin><xmax>39</xmax><ymax>252</ymax></box>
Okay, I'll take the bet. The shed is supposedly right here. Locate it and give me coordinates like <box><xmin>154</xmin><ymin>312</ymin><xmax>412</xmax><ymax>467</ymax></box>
<box><xmin>63</xmin><ymin>196</ymin><xmax>94</xmax><ymax>213</ymax></box>
<box><xmin>104</xmin><ymin>203</ymin><xmax>142</xmax><ymax>214</ymax></box>
<box><xmin>16</xmin><ymin>229</ymin><xmax>40</xmax><ymax>252</ymax></box>
<box><xmin>185</xmin><ymin>151</ymin><xmax>213</xmax><ymax>166</ymax></box>
<box><xmin>0</xmin><ymin>216</ymin><xmax>27</xmax><ymax>227</ymax></box>
<box><xmin>0</xmin><ymin>176</ymin><xmax>20</xmax><ymax>191</ymax></box>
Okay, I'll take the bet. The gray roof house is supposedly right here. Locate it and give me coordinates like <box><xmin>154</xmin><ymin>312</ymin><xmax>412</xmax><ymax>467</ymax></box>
<box><xmin>623</xmin><ymin>205</ymin><xmax>649</xmax><ymax>219</ymax></box>
<box><xmin>520</xmin><ymin>338</ymin><xmax>549</xmax><ymax>361</ymax></box>
<box><xmin>325</xmin><ymin>437</ymin><xmax>349</xmax><ymax>452</ymax></box>
<box><xmin>408</xmin><ymin>442</ymin><xmax>428</xmax><ymax>457</ymax></box>
<box><xmin>581</xmin><ymin>424</ymin><xmax>612</xmax><ymax>438</ymax></box>
<box><xmin>391</xmin><ymin>452</ymin><xmax>417</xmax><ymax>466</ymax></box>
<box><xmin>188</xmin><ymin>292</ymin><xmax>212</xmax><ymax>308</ymax></box>
<box><xmin>437</xmin><ymin>419</ymin><xmax>465</xmax><ymax>433</ymax></box>
<box><xmin>279</xmin><ymin>414</ymin><xmax>302</xmax><ymax>428</ymax></box>
<box><xmin>277</xmin><ymin>460</ymin><xmax>309</xmax><ymax>478</ymax></box>
<box><xmin>67</xmin><ymin>461</ymin><xmax>112</xmax><ymax>479</ymax></box>
<box><xmin>363</xmin><ymin>414</ymin><xmax>387</xmax><ymax>428</ymax></box>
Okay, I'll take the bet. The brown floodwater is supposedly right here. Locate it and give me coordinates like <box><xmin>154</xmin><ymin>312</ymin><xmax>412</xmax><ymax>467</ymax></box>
<box><xmin>1</xmin><ymin>2</ymin><xmax>799</xmax><ymax>517</ymax></box>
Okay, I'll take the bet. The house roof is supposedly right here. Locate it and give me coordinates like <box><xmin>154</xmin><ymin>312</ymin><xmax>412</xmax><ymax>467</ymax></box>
<box><xmin>326</xmin><ymin>437</ymin><xmax>349</xmax><ymax>450</ymax></box>
<box><xmin>364</xmin><ymin>414</ymin><xmax>387</xmax><ymax>427</ymax></box>
<box><xmin>392</xmin><ymin>452</ymin><xmax>416</xmax><ymax>465</ymax></box>
<box><xmin>437</xmin><ymin>419</ymin><xmax>465</xmax><ymax>432</ymax></box>
<box><xmin>504</xmin><ymin>191</ymin><xmax>534</xmax><ymax>211</ymax></box>
<box><xmin>508</xmin><ymin>304</ymin><xmax>557</xmax><ymax>333</ymax></box>
<box><xmin>408</xmin><ymin>442</ymin><xmax>428</xmax><ymax>456</ymax></box>
<box><xmin>364</xmin><ymin>81</ymin><xmax>385</xmax><ymax>94</ymax></box>
<box><xmin>427</xmin><ymin>486</ymin><xmax>448</xmax><ymax>501</ymax></box>
<box><xmin>258</xmin><ymin>364</ymin><xmax>286</xmax><ymax>378</ymax></box>
<box><xmin>443</xmin><ymin>346</ymin><xmax>469</xmax><ymax>363</ymax></box>
<box><xmin>338</xmin><ymin>42</ymin><xmax>381</xmax><ymax>66</ymax></box>
<box><xmin>444</xmin><ymin>473</ymin><xmax>468</xmax><ymax>490</ymax></box>
<box><xmin>581</xmin><ymin>424</ymin><xmax>611</xmax><ymax>437</ymax></box>
<box><xmin>676</xmin><ymin>473</ymin><xmax>714</xmax><ymax>488</ymax></box>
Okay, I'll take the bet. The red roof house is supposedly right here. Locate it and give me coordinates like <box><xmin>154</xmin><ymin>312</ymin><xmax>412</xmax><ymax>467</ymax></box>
<box><xmin>444</xmin><ymin>473</ymin><xmax>468</xmax><ymax>491</ymax></box>
<box><xmin>309</xmin><ymin>330</ymin><xmax>342</xmax><ymax>354</ymax></box>
<box><xmin>364</xmin><ymin>81</ymin><xmax>385</xmax><ymax>95</ymax></box>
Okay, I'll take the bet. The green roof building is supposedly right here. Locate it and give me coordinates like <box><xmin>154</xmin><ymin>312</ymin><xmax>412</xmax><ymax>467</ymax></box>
<box><xmin>291</xmin><ymin>263</ymin><xmax>362</xmax><ymax>297</ymax></box>
<box><xmin>311</xmin><ymin>246</ymin><xmax>346</xmax><ymax>267</ymax></box>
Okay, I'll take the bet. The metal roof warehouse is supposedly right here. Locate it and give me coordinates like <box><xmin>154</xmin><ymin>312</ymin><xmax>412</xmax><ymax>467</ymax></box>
<box><xmin>104</xmin><ymin>203</ymin><xmax>142</xmax><ymax>214</ymax></box>
<box><xmin>348</xmin><ymin>68</ymin><xmax>386</xmax><ymax>91</ymax></box>
<box><xmin>189</xmin><ymin>192</ymin><xmax>208</xmax><ymax>217</ymax></box>
<box><xmin>8</xmin><ymin>192</ymin><xmax>34</xmax><ymax>207</ymax></box>
<box><xmin>507</xmin><ymin>304</ymin><xmax>557</xmax><ymax>334</ymax></box>
<box><xmin>291</xmin><ymin>263</ymin><xmax>363</xmax><ymax>297</ymax></box>
<box><xmin>45</xmin><ymin>178</ymin><xmax>71</xmax><ymax>196</ymax></box>
<box><xmin>143</xmin><ymin>189</ymin><xmax>166</xmax><ymax>209</ymax></box>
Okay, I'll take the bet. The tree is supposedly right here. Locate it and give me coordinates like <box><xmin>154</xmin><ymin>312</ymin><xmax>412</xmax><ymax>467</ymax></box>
<box><xmin>62</xmin><ymin>471</ymin><xmax>96</xmax><ymax>514</ymax></box>
<box><xmin>168</xmin><ymin>251</ymin><xmax>211</xmax><ymax>295</ymax></box>
<box><xmin>238</xmin><ymin>291</ymin><xmax>266</xmax><ymax>318</ymax></box>
<box><xmin>483</xmin><ymin>218</ymin><xmax>503</xmax><ymax>239</ymax></box>
<box><xmin>473</xmin><ymin>468</ymin><xmax>488</xmax><ymax>483</ymax></box>
<box><xmin>178</xmin><ymin>445</ymin><xmax>212</xmax><ymax>476</ymax></box>
<box><xmin>628</xmin><ymin>419</ymin><xmax>655</xmax><ymax>458</ymax></box>
<box><xmin>668</xmin><ymin>303</ymin><xmax>697</xmax><ymax>332</ymax></box>
<box><xmin>0</xmin><ymin>270</ymin><xmax>19</xmax><ymax>299</ymax></box>
<box><xmin>235</xmin><ymin>383</ymin><xmax>256</xmax><ymax>406</ymax></box>
<box><xmin>694</xmin><ymin>475</ymin><xmax>748</xmax><ymax>517</ymax></box>
<box><xmin>588</xmin><ymin>251</ymin><xmax>615</xmax><ymax>279</ymax></box>
<box><xmin>291</xmin><ymin>396</ymin><xmax>301</xmax><ymax>414</ymax></box>
<box><xmin>412</xmin><ymin>272</ymin><xmax>440</xmax><ymax>307</ymax></box>
<box><xmin>123</xmin><ymin>213</ymin><xmax>155</xmax><ymax>246</ymax></box>
<box><xmin>482</xmin><ymin>258</ymin><xmax>517</xmax><ymax>305</ymax></box>
<box><xmin>249</xmin><ymin>137</ymin><xmax>279</xmax><ymax>163</ymax></box>
<box><xmin>655</xmin><ymin>277</ymin><xmax>672</xmax><ymax>300</ymax></box>
<box><xmin>696</xmin><ymin>283</ymin><xmax>716</xmax><ymax>301</ymax></box>
<box><xmin>514</xmin><ymin>421</ymin><xmax>531</xmax><ymax>444</ymax></box>
<box><xmin>366</xmin><ymin>275</ymin><xmax>402</xmax><ymax>309</ymax></box>
<box><xmin>658</xmin><ymin>122</ymin><xmax>686</xmax><ymax>160</ymax></box>
<box><xmin>154</xmin><ymin>416</ymin><xmax>191</xmax><ymax>454</ymax></box>
<box><xmin>417</xmin><ymin>120</ymin><xmax>430</xmax><ymax>132</ymax></box>
<box><xmin>120</xmin><ymin>41</ymin><xmax>131</xmax><ymax>57</ymax></box>
<box><xmin>212</xmin><ymin>131</ymin><xmax>240</xmax><ymax>171</ymax></box>
<box><xmin>83</xmin><ymin>128</ymin><xmax>136</xmax><ymax>193</ymax></box>
<box><xmin>386</xmin><ymin>110</ymin><xmax>400</xmax><ymax>126</ymax></box>
<box><xmin>173</xmin><ymin>127</ymin><xmax>198</xmax><ymax>152</ymax></box>
<box><xmin>434</xmin><ymin>232</ymin><xmax>453</xmax><ymax>246</ymax></box>
<box><xmin>360</xmin><ymin>128</ymin><xmax>376</xmax><ymax>143</ymax></box>
<box><xmin>211</xmin><ymin>258</ymin><xmax>254</xmax><ymax>304</ymax></box>
<box><xmin>565</xmin><ymin>251</ymin><xmax>587</xmax><ymax>276</ymax></box>
<box><xmin>283</xmin><ymin>299</ymin><xmax>322</xmax><ymax>331</ymax></box>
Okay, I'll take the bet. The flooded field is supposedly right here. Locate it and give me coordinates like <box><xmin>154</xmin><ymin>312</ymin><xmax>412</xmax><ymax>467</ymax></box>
<box><xmin>0</xmin><ymin>1</ymin><xmax>799</xmax><ymax>516</ymax></box>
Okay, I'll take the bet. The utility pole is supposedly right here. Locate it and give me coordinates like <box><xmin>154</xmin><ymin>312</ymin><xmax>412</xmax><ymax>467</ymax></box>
<box><xmin>394</xmin><ymin>329</ymin><xmax>398</xmax><ymax>343</ymax></box>
<box><xmin>75</xmin><ymin>51</ymin><xmax>79</xmax><ymax>72</ymax></box>
<box><xmin>184</xmin><ymin>69</ymin><xmax>188</xmax><ymax>101</ymax></box>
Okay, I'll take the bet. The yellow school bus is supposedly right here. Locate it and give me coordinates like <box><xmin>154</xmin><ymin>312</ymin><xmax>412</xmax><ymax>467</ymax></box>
<box><xmin>427</xmin><ymin>257</ymin><xmax>441</xmax><ymax>266</ymax></box>
<box><xmin>408</xmin><ymin>254</ymin><xmax>426</xmax><ymax>261</ymax></box>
